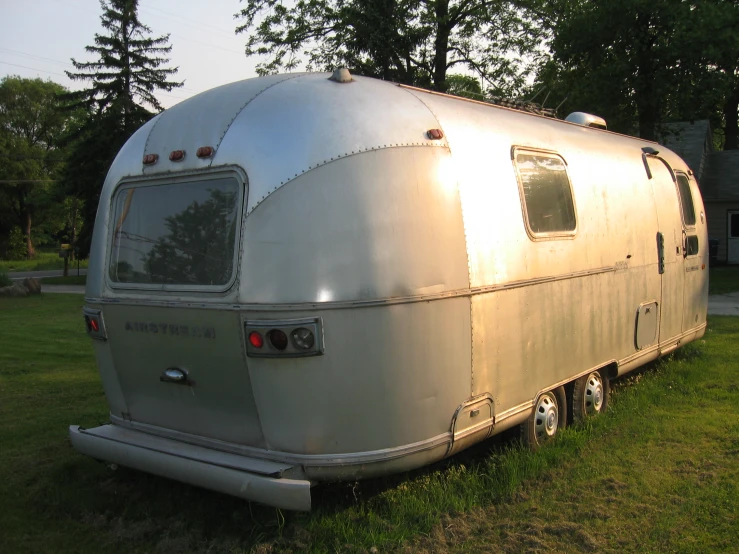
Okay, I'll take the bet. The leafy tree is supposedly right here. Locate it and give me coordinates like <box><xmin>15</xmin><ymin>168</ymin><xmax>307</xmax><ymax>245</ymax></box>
<box><xmin>235</xmin><ymin>0</ymin><xmax>544</xmax><ymax>94</ymax></box>
<box><xmin>62</xmin><ymin>0</ymin><xmax>182</xmax><ymax>257</ymax></box>
<box><xmin>0</xmin><ymin>77</ymin><xmax>78</xmax><ymax>258</ymax></box>
<box><xmin>529</xmin><ymin>0</ymin><xmax>738</xmax><ymax>145</ymax></box>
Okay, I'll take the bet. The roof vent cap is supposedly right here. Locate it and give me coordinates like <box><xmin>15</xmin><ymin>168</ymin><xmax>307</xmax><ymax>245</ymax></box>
<box><xmin>329</xmin><ymin>68</ymin><xmax>353</xmax><ymax>83</ymax></box>
<box><xmin>565</xmin><ymin>112</ymin><xmax>607</xmax><ymax>130</ymax></box>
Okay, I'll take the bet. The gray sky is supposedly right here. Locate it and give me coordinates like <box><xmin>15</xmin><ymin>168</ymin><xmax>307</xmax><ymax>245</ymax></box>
<box><xmin>0</xmin><ymin>0</ymin><xmax>260</xmax><ymax>109</ymax></box>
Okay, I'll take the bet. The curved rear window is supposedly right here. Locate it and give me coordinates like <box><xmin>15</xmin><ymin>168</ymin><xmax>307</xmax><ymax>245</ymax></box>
<box><xmin>109</xmin><ymin>176</ymin><xmax>242</xmax><ymax>288</ymax></box>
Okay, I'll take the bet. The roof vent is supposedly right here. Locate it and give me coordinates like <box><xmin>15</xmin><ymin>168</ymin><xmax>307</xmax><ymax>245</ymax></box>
<box><xmin>565</xmin><ymin>112</ymin><xmax>607</xmax><ymax>130</ymax></box>
<box><xmin>329</xmin><ymin>68</ymin><xmax>353</xmax><ymax>83</ymax></box>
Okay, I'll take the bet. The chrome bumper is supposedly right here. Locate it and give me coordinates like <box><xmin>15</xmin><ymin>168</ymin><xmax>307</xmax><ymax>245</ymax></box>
<box><xmin>69</xmin><ymin>424</ymin><xmax>312</xmax><ymax>511</ymax></box>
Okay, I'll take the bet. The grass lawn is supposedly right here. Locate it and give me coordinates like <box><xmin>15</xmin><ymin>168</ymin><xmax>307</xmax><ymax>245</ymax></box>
<box><xmin>0</xmin><ymin>295</ymin><xmax>737</xmax><ymax>553</ymax></box>
<box><xmin>0</xmin><ymin>251</ymin><xmax>89</xmax><ymax>272</ymax></box>
<box><xmin>709</xmin><ymin>265</ymin><xmax>739</xmax><ymax>295</ymax></box>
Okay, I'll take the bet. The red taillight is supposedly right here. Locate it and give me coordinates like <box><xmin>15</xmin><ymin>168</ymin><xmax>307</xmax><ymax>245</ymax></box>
<box><xmin>267</xmin><ymin>329</ymin><xmax>288</xmax><ymax>351</ymax></box>
<box><xmin>196</xmin><ymin>146</ymin><xmax>214</xmax><ymax>159</ymax></box>
<box><xmin>89</xmin><ymin>317</ymin><xmax>100</xmax><ymax>333</ymax></box>
<box><xmin>248</xmin><ymin>331</ymin><xmax>264</xmax><ymax>348</ymax></box>
<box><xmin>143</xmin><ymin>153</ymin><xmax>158</xmax><ymax>165</ymax></box>
<box><xmin>169</xmin><ymin>150</ymin><xmax>185</xmax><ymax>162</ymax></box>
<box><xmin>427</xmin><ymin>128</ymin><xmax>444</xmax><ymax>140</ymax></box>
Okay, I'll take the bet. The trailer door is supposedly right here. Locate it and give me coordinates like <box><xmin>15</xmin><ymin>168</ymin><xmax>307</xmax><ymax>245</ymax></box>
<box><xmin>675</xmin><ymin>172</ymin><xmax>707</xmax><ymax>332</ymax></box>
<box><xmin>647</xmin><ymin>157</ymin><xmax>684</xmax><ymax>342</ymax></box>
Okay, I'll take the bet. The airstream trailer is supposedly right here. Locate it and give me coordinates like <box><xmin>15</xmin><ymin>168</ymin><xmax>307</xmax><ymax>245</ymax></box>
<box><xmin>70</xmin><ymin>70</ymin><xmax>708</xmax><ymax>511</ymax></box>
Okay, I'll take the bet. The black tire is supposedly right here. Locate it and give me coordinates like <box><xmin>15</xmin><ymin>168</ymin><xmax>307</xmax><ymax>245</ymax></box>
<box><xmin>571</xmin><ymin>369</ymin><xmax>609</xmax><ymax>422</ymax></box>
<box><xmin>521</xmin><ymin>386</ymin><xmax>567</xmax><ymax>448</ymax></box>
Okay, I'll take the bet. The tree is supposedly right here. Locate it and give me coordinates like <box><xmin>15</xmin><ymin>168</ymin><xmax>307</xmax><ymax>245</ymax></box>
<box><xmin>0</xmin><ymin>77</ymin><xmax>76</xmax><ymax>258</ymax></box>
<box><xmin>235</xmin><ymin>0</ymin><xmax>544</xmax><ymax>94</ymax></box>
<box><xmin>529</xmin><ymin>0</ymin><xmax>739</xmax><ymax>144</ymax></box>
<box><xmin>61</xmin><ymin>0</ymin><xmax>182</xmax><ymax>257</ymax></box>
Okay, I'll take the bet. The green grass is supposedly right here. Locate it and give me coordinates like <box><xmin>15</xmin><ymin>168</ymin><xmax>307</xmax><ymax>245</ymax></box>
<box><xmin>709</xmin><ymin>265</ymin><xmax>739</xmax><ymax>295</ymax></box>
<box><xmin>0</xmin><ymin>251</ymin><xmax>89</xmax><ymax>272</ymax></box>
<box><xmin>0</xmin><ymin>295</ymin><xmax>737</xmax><ymax>553</ymax></box>
<box><xmin>40</xmin><ymin>275</ymin><xmax>87</xmax><ymax>285</ymax></box>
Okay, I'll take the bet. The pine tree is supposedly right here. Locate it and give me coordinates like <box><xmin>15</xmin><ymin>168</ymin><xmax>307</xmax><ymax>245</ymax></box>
<box><xmin>65</xmin><ymin>0</ymin><xmax>182</xmax><ymax>133</ymax></box>
<box><xmin>61</xmin><ymin>0</ymin><xmax>182</xmax><ymax>257</ymax></box>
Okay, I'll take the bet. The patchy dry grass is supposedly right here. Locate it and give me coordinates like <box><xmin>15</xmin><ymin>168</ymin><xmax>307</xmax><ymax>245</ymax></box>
<box><xmin>0</xmin><ymin>295</ymin><xmax>737</xmax><ymax>553</ymax></box>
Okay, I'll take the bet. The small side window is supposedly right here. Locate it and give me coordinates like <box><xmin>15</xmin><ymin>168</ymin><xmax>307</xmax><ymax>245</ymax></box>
<box><xmin>675</xmin><ymin>174</ymin><xmax>696</xmax><ymax>226</ymax></box>
<box><xmin>514</xmin><ymin>150</ymin><xmax>576</xmax><ymax>237</ymax></box>
<box><xmin>686</xmin><ymin>235</ymin><xmax>699</xmax><ymax>256</ymax></box>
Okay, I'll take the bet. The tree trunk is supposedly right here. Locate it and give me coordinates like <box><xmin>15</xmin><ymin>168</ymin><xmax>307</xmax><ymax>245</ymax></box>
<box><xmin>432</xmin><ymin>0</ymin><xmax>451</xmax><ymax>92</ymax></box>
<box><xmin>23</xmin><ymin>208</ymin><xmax>34</xmax><ymax>259</ymax></box>
<box><xmin>723</xmin><ymin>88</ymin><xmax>739</xmax><ymax>150</ymax></box>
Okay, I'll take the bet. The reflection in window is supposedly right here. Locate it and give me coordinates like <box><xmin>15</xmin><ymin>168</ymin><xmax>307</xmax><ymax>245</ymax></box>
<box><xmin>109</xmin><ymin>178</ymin><xmax>241</xmax><ymax>287</ymax></box>
<box><xmin>676</xmin><ymin>174</ymin><xmax>696</xmax><ymax>226</ymax></box>
<box><xmin>515</xmin><ymin>151</ymin><xmax>576</xmax><ymax>235</ymax></box>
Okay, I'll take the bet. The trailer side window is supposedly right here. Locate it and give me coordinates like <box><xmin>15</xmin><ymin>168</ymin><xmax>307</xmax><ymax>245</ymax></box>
<box><xmin>675</xmin><ymin>173</ymin><xmax>696</xmax><ymax>227</ymax></box>
<box><xmin>514</xmin><ymin>150</ymin><xmax>576</xmax><ymax>237</ymax></box>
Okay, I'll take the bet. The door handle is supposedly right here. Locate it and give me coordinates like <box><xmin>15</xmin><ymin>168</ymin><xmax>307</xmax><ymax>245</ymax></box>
<box><xmin>160</xmin><ymin>367</ymin><xmax>194</xmax><ymax>386</ymax></box>
<box><xmin>682</xmin><ymin>230</ymin><xmax>688</xmax><ymax>258</ymax></box>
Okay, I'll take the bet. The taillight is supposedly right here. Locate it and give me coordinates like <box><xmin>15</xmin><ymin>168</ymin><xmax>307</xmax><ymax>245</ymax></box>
<box><xmin>83</xmin><ymin>307</ymin><xmax>107</xmax><ymax>341</ymax></box>
<box><xmin>248</xmin><ymin>331</ymin><xmax>264</xmax><ymax>348</ymax></box>
<box><xmin>267</xmin><ymin>329</ymin><xmax>288</xmax><ymax>350</ymax></box>
<box><xmin>244</xmin><ymin>317</ymin><xmax>324</xmax><ymax>357</ymax></box>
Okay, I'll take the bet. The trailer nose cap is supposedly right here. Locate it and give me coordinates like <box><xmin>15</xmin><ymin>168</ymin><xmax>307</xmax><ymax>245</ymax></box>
<box><xmin>329</xmin><ymin>68</ymin><xmax>353</xmax><ymax>83</ymax></box>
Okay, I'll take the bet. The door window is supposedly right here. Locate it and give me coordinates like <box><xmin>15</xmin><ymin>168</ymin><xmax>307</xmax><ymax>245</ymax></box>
<box><xmin>675</xmin><ymin>174</ymin><xmax>696</xmax><ymax>227</ymax></box>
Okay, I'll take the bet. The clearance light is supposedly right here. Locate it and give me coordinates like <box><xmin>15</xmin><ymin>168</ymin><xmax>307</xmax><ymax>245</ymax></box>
<box><xmin>427</xmin><ymin>128</ymin><xmax>444</xmax><ymax>140</ymax></box>
<box><xmin>196</xmin><ymin>146</ymin><xmax>214</xmax><ymax>159</ymax></box>
<box><xmin>268</xmin><ymin>329</ymin><xmax>289</xmax><ymax>351</ymax></box>
<box><xmin>169</xmin><ymin>150</ymin><xmax>186</xmax><ymax>162</ymax></box>
<box><xmin>291</xmin><ymin>327</ymin><xmax>315</xmax><ymax>350</ymax></box>
<box><xmin>143</xmin><ymin>154</ymin><xmax>158</xmax><ymax>165</ymax></box>
<box><xmin>248</xmin><ymin>331</ymin><xmax>264</xmax><ymax>348</ymax></box>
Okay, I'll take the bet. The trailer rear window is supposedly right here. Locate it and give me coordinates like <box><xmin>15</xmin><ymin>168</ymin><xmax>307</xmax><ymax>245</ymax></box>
<box><xmin>514</xmin><ymin>150</ymin><xmax>576</xmax><ymax>236</ymax></box>
<box><xmin>109</xmin><ymin>177</ymin><xmax>242</xmax><ymax>289</ymax></box>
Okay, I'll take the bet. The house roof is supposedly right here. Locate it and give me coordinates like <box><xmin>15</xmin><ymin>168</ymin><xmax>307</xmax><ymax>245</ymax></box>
<box><xmin>660</xmin><ymin>120</ymin><xmax>712</xmax><ymax>178</ymax></box>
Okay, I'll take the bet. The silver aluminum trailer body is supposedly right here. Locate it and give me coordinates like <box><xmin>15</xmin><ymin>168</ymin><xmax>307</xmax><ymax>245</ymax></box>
<box><xmin>70</xmin><ymin>72</ymin><xmax>709</xmax><ymax>511</ymax></box>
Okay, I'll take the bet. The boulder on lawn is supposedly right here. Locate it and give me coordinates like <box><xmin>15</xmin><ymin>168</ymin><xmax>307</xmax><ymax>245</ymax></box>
<box><xmin>23</xmin><ymin>277</ymin><xmax>42</xmax><ymax>294</ymax></box>
<box><xmin>0</xmin><ymin>282</ymin><xmax>29</xmax><ymax>297</ymax></box>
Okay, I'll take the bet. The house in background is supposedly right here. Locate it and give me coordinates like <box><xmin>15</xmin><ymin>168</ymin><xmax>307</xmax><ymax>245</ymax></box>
<box><xmin>661</xmin><ymin>120</ymin><xmax>739</xmax><ymax>264</ymax></box>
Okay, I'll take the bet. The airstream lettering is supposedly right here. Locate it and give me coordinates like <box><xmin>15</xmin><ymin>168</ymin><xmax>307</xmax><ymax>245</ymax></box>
<box><xmin>70</xmin><ymin>70</ymin><xmax>708</xmax><ymax>511</ymax></box>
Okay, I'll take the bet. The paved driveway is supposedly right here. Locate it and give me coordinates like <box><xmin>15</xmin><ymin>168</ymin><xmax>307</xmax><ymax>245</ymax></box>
<box><xmin>707</xmin><ymin>292</ymin><xmax>739</xmax><ymax>316</ymax></box>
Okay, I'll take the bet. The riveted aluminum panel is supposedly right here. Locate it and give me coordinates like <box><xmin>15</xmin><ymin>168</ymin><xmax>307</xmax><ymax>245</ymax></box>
<box><xmin>142</xmin><ymin>73</ymin><xmax>302</xmax><ymax>175</ymax></box>
<box><xmin>241</xmin><ymin>146</ymin><xmax>469</xmax><ymax>304</ymax></box>
<box><xmin>244</xmin><ymin>299</ymin><xmax>472</xmax><ymax>455</ymax></box>
<box><xmin>215</xmin><ymin>74</ymin><xmax>446</xmax><ymax>214</ymax></box>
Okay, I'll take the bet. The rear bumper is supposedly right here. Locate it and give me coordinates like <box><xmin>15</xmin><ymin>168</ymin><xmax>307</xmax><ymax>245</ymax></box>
<box><xmin>69</xmin><ymin>424</ymin><xmax>312</xmax><ymax>511</ymax></box>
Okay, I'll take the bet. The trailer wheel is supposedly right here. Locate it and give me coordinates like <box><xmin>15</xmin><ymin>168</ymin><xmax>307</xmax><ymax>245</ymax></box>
<box><xmin>571</xmin><ymin>370</ymin><xmax>609</xmax><ymax>422</ymax></box>
<box><xmin>521</xmin><ymin>387</ymin><xmax>567</xmax><ymax>448</ymax></box>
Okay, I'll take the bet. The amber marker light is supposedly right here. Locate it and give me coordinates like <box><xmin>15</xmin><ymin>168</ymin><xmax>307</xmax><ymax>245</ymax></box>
<box><xmin>196</xmin><ymin>146</ymin><xmax>214</xmax><ymax>159</ymax></box>
<box><xmin>169</xmin><ymin>150</ymin><xmax>186</xmax><ymax>162</ymax></box>
<box><xmin>248</xmin><ymin>331</ymin><xmax>264</xmax><ymax>349</ymax></box>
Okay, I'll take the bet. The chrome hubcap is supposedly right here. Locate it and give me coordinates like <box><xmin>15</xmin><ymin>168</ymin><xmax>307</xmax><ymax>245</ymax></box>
<box><xmin>584</xmin><ymin>373</ymin><xmax>604</xmax><ymax>415</ymax></box>
<box><xmin>534</xmin><ymin>393</ymin><xmax>558</xmax><ymax>441</ymax></box>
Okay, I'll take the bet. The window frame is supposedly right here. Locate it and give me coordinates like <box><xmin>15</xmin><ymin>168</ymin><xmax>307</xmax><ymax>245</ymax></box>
<box><xmin>674</xmin><ymin>171</ymin><xmax>697</xmax><ymax>229</ymax></box>
<box><xmin>512</xmin><ymin>146</ymin><xmax>578</xmax><ymax>241</ymax></box>
<box><xmin>106</xmin><ymin>166</ymin><xmax>247</xmax><ymax>293</ymax></box>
